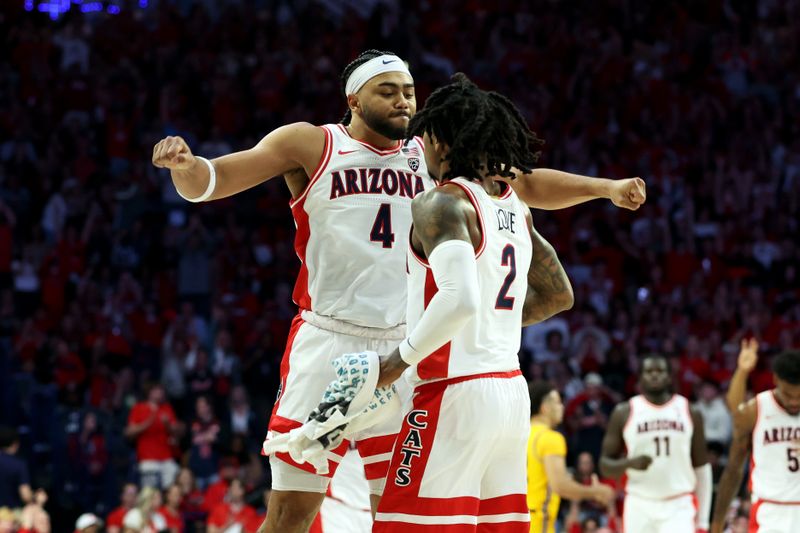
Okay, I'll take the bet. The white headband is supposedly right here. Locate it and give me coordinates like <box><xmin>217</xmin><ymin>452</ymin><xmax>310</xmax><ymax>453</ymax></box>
<box><xmin>344</xmin><ymin>55</ymin><xmax>412</xmax><ymax>95</ymax></box>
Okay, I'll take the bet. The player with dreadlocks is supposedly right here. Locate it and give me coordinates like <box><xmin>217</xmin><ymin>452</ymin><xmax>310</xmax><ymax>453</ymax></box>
<box><xmin>152</xmin><ymin>50</ymin><xmax>644</xmax><ymax>532</ymax></box>
<box><xmin>369</xmin><ymin>73</ymin><xmax>572</xmax><ymax>532</ymax></box>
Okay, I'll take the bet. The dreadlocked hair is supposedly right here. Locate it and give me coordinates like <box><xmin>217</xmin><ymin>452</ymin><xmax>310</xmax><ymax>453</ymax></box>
<box><xmin>406</xmin><ymin>72</ymin><xmax>544</xmax><ymax>182</ymax></box>
<box><xmin>339</xmin><ymin>49</ymin><xmax>399</xmax><ymax>125</ymax></box>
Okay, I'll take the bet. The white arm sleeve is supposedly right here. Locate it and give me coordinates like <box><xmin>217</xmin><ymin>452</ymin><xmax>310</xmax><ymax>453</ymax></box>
<box><xmin>694</xmin><ymin>462</ymin><xmax>712</xmax><ymax>529</ymax></box>
<box><xmin>398</xmin><ymin>240</ymin><xmax>480</xmax><ymax>366</ymax></box>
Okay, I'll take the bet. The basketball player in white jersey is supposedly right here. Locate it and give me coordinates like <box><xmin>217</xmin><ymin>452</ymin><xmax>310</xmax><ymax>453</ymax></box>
<box><xmin>711</xmin><ymin>349</ymin><xmax>800</xmax><ymax>533</ymax></box>
<box><xmin>600</xmin><ymin>355</ymin><xmax>712</xmax><ymax>533</ymax></box>
<box><xmin>367</xmin><ymin>73</ymin><xmax>573</xmax><ymax>532</ymax></box>
<box><xmin>152</xmin><ymin>49</ymin><xmax>646</xmax><ymax>533</ymax></box>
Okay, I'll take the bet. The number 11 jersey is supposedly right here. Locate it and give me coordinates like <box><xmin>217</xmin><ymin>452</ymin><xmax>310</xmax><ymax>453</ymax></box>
<box><xmin>622</xmin><ymin>394</ymin><xmax>696</xmax><ymax>499</ymax></box>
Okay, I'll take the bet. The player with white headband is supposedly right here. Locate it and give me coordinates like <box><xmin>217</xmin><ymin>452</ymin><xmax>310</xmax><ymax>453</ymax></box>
<box><xmin>152</xmin><ymin>49</ymin><xmax>646</xmax><ymax>533</ymax></box>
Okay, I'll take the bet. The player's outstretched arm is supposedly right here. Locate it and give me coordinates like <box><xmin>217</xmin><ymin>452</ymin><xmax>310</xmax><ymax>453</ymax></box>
<box><xmin>599</xmin><ymin>403</ymin><xmax>653</xmax><ymax>479</ymax></box>
<box><xmin>152</xmin><ymin>122</ymin><xmax>325</xmax><ymax>202</ymax></box>
<box><xmin>500</xmin><ymin>169</ymin><xmax>646</xmax><ymax>211</ymax></box>
<box><xmin>378</xmin><ymin>186</ymin><xmax>479</xmax><ymax>387</ymax></box>
<box><xmin>710</xmin><ymin>400</ymin><xmax>757</xmax><ymax>533</ymax></box>
<box><xmin>726</xmin><ymin>338</ymin><xmax>759</xmax><ymax>412</ymax></box>
<box><xmin>543</xmin><ymin>455</ymin><xmax>615</xmax><ymax>506</ymax></box>
<box><xmin>521</xmin><ymin>214</ymin><xmax>574</xmax><ymax>326</ymax></box>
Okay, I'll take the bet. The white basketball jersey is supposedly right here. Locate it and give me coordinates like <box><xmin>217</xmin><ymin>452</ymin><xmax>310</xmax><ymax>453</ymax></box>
<box><xmin>750</xmin><ymin>390</ymin><xmax>800</xmax><ymax>503</ymax></box>
<box><xmin>623</xmin><ymin>394</ymin><xmax>696</xmax><ymax>499</ymax></box>
<box><xmin>291</xmin><ymin>124</ymin><xmax>433</xmax><ymax>329</ymax></box>
<box><xmin>406</xmin><ymin>178</ymin><xmax>532</xmax><ymax>384</ymax></box>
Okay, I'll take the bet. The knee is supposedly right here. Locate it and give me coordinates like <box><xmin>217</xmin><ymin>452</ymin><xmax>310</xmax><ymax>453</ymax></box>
<box><xmin>267</xmin><ymin>493</ymin><xmax>322</xmax><ymax>532</ymax></box>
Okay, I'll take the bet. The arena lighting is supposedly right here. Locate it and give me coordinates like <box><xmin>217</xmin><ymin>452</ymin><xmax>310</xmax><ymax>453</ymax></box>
<box><xmin>22</xmin><ymin>0</ymin><xmax>149</xmax><ymax>19</ymax></box>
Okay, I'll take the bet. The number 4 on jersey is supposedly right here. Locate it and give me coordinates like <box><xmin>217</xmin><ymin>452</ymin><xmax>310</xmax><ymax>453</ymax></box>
<box><xmin>370</xmin><ymin>203</ymin><xmax>395</xmax><ymax>249</ymax></box>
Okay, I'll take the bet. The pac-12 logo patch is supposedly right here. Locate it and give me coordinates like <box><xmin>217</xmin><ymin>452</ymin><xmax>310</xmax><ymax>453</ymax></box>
<box><xmin>408</xmin><ymin>157</ymin><xmax>420</xmax><ymax>172</ymax></box>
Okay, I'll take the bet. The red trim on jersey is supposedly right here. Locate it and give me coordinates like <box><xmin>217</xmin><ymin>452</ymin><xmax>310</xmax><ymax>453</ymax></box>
<box><xmin>497</xmin><ymin>181</ymin><xmax>513</xmax><ymax>200</ymax></box>
<box><xmin>749</xmin><ymin>394</ymin><xmax>761</xmax><ymax>493</ymax></box>
<box><xmin>408</xmin><ymin>226</ymin><xmax>430</xmax><ymax>267</ymax></box>
<box><xmin>638</xmin><ymin>394</ymin><xmax>678</xmax><ymax>410</ymax></box>
<box><xmin>336</xmin><ymin>124</ymin><xmax>402</xmax><ymax>155</ymax></box>
<box><xmin>266</xmin><ymin>314</ymin><xmax>305</xmax><ymax>434</ymax></box>
<box><xmin>379</xmin><ymin>494</ymin><xmax>526</xmax><ymax>517</ymax></box>
<box><xmin>290</xmin><ymin>199</ymin><xmax>313</xmax><ymax>311</ymax></box>
<box><xmin>622</xmin><ymin>399</ymin><xmax>635</xmax><ymax>435</ymax></box>
<box><xmin>479</xmin><ymin>494</ymin><xmax>528</xmax><ymax>516</ymax></box>
<box><xmin>414</xmin><ymin>136</ymin><xmax>425</xmax><ymax>152</ymax></box>
<box><xmin>754</xmin><ymin>499</ymin><xmax>800</xmax><ymax>505</ymax></box>
<box><xmin>274</xmin><ymin>439</ymin><xmax>349</xmax><ymax>478</ymax></box>
<box><xmin>444</xmin><ymin>180</ymin><xmax>487</xmax><ymax>258</ymax></box>
<box><xmin>749</xmin><ymin>499</ymin><xmax>763</xmax><ymax>532</ymax></box>
<box><xmin>364</xmin><ymin>460</ymin><xmax>391</xmax><ymax>481</ymax></box>
<box><xmin>768</xmin><ymin>389</ymin><xmax>796</xmax><ymax>416</ymax></box>
<box><xmin>357</xmin><ymin>434</ymin><xmax>398</xmax><ymax>457</ymax></box>
<box><xmin>289</xmin><ymin>125</ymin><xmax>333</xmax><ymax>208</ymax></box>
<box><xmin>416</xmin><ymin>269</ymin><xmax>452</xmax><ymax>380</ymax></box>
<box><xmin>416</xmin><ymin>369</ymin><xmax>522</xmax><ymax>391</ymax></box>
<box><xmin>683</xmin><ymin>398</ymin><xmax>694</xmax><ymax>433</ymax></box>
<box><xmin>476</xmin><ymin>523</ymin><xmax>529</xmax><ymax>533</ymax></box>
<box><xmin>289</xmin><ymin>126</ymin><xmax>332</xmax><ymax>310</ymax></box>
<box><xmin>357</xmin><ymin>433</ymin><xmax>399</xmax><ymax>481</ymax></box>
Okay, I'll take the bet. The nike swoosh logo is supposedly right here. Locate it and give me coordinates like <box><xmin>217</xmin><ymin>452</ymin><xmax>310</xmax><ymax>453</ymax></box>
<box><xmin>382</xmin><ymin>59</ymin><xmax>397</xmax><ymax>64</ymax></box>
<box><xmin>338</xmin><ymin>150</ymin><xmax>357</xmax><ymax>155</ymax></box>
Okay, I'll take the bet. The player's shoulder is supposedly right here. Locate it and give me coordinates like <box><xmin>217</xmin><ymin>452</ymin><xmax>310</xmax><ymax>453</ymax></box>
<box><xmin>732</xmin><ymin>396</ymin><xmax>758</xmax><ymax>429</ymax></box>
<box><xmin>258</xmin><ymin>121</ymin><xmax>326</xmax><ymax>147</ymax></box>
<box><xmin>411</xmin><ymin>182</ymin><xmax>472</xmax><ymax>218</ymax></box>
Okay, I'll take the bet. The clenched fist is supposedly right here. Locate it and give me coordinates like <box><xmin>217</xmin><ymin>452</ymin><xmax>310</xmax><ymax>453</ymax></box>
<box><xmin>610</xmin><ymin>177</ymin><xmax>646</xmax><ymax>210</ymax></box>
<box><xmin>152</xmin><ymin>136</ymin><xmax>196</xmax><ymax>171</ymax></box>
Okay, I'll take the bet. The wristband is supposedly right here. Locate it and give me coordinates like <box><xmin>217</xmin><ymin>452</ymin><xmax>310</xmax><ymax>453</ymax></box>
<box><xmin>177</xmin><ymin>156</ymin><xmax>216</xmax><ymax>203</ymax></box>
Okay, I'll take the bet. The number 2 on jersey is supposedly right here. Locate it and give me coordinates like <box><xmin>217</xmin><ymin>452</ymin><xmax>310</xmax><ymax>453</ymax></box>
<box><xmin>370</xmin><ymin>203</ymin><xmax>395</xmax><ymax>248</ymax></box>
<box><xmin>495</xmin><ymin>244</ymin><xmax>516</xmax><ymax>310</ymax></box>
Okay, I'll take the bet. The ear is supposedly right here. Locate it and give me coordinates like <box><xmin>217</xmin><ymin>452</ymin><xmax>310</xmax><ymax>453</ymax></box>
<box><xmin>430</xmin><ymin>133</ymin><xmax>449</xmax><ymax>160</ymax></box>
<box><xmin>346</xmin><ymin>93</ymin><xmax>360</xmax><ymax>112</ymax></box>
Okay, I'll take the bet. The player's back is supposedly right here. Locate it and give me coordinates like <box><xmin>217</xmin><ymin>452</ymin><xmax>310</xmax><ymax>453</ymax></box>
<box><xmin>750</xmin><ymin>390</ymin><xmax>800</xmax><ymax>503</ymax></box>
<box><xmin>406</xmin><ymin>178</ymin><xmax>532</xmax><ymax>383</ymax></box>
<box><xmin>622</xmin><ymin>394</ymin><xmax>695</xmax><ymax>499</ymax></box>
<box><xmin>292</xmin><ymin>124</ymin><xmax>433</xmax><ymax>329</ymax></box>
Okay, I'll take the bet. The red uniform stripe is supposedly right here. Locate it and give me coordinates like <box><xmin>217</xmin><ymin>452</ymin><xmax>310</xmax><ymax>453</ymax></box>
<box><xmin>363</xmin><ymin>460</ymin><xmax>391</xmax><ymax>481</ymax></box>
<box><xmin>377</xmin><ymin>385</ymin><xmax>447</xmax><ymax>513</ymax></box>
<box><xmin>478</xmin><ymin>494</ymin><xmax>528</xmax><ymax>516</ymax></box>
<box><xmin>476</xmin><ymin>522</ymin><xmax>529</xmax><ymax>533</ymax></box>
<box><xmin>357</xmin><ymin>434</ymin><xmax>398</xmax><ymax>458</ymax></box>
<box><xmin>266</xmin><ymin>315</ymin><xmax>305</xmax><ymax>431</ymax></box>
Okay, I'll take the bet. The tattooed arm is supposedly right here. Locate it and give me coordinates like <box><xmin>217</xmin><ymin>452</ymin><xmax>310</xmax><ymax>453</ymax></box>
<box><xmin>378</xmin><ymin>185</ymin><xmax>480</xmax><ymax>387</ymax></box>
<box><xmin>522</xmin><ymin>212</ymin><xmax>574</xmax><ymax>326</ymax></box>
<box><xmin>710</xmin><ymin>399</ymin><xmax>757</xmax><ymax>533</ymax></box>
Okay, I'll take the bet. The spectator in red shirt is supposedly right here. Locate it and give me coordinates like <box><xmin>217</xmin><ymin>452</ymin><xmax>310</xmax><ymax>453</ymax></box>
<box><xmin>207</xmin><ymin>479</ymin><xmax>257</xmax><ymax>533</ymax></box>
<box><xmin>106</xmin><ymin>483</ymin><xmax>138</xmax><ymax>533</ymax></box>
<box><xmin>124</xmin><ymin>384</ymin><xmax>183</xmax><ymax>489</ymax></box>
<box><xmin>202</xmin><ymin>457</ymin><xmax>238</xmax><ymax>514</ymax></box>
<box><xmin>160</xmin><ymin>484</ymin><xmax>184</xmax><ymax>533</ymax></box>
